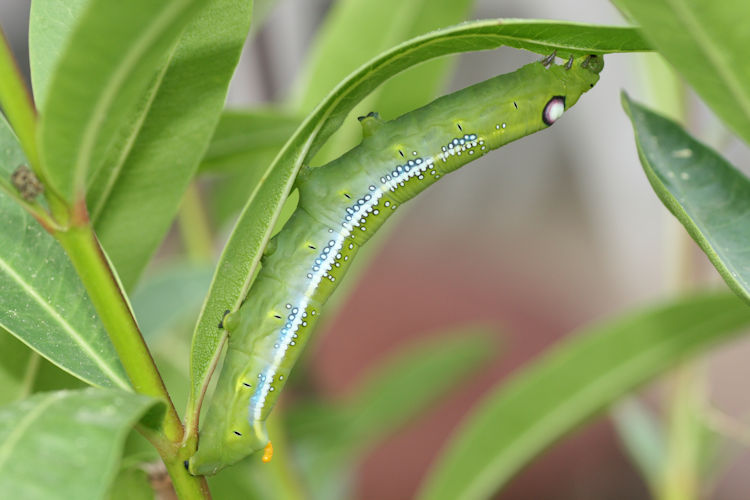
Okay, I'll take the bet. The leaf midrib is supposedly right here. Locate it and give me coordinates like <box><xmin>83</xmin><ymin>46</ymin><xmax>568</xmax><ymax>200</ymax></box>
<box><xmin>0</xmin><ymin>256</ymin><xmax>130</xmax><ymax>389</ymax></box>
<box><xmin>0</xmin><ymin>392</ymin><xmax>63</xmax><ymax>469</ymax></box>
<box><xmin>453</xmin><ymin>310</ymin><xmax>744</xmax><ymax>500</ymax></box>
<box><xmin>74</xmin><ymin>1</ymin><xmax>189</xmax><ymax>199</ymax></box>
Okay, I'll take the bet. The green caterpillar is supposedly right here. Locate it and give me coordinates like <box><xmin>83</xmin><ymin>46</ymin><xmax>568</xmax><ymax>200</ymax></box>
<box><xmin>189</xmin><ymin>53</ymin><xmax>603</xmax><ymax>475</ymax></box>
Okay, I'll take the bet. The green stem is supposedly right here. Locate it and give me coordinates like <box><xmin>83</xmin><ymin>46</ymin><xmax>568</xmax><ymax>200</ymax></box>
<box><xmin>658</xmin><ymin>366</ymin><xmax>704</xmax><ymax>500</ymax></box>
<box><xmin>54</xmin><ymin>210</ymin><xmax>182</xmax><ymax>441</ymax></box>
<box><xmin>0</xmin><ymin>28</ymin><xmax>40</xmax><ymax>172</ymax></box>
<box><xmin>56</xmin><ymin>211</ymin><xmax>212</xmax><ymax>498</ymax></box>
<box><xmin>19</xmin><ymin>352</ymin><xmax>40</xmax><ymax>399</ymax></box>
<box><xmin>178</xmin><ymin>182</ymin><xmax>214</xmax><ymax>262</ymax></box>
<box><xmin>139</xmin><ymin>426</ymin><xmax>211</xmax><ymax>500</ymax></box>
<box><xmin>164</xmin><ymin>454</ymin><xmax>212</xmax><ymax>500</ymax></box>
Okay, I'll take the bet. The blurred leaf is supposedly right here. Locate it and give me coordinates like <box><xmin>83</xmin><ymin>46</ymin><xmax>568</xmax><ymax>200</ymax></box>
<box><xmin>31</xmin><ymin>354</ymin><xmax>88</xmax><ymax>393</ymax></box>
<box><xmin>288</xmin><ymin>329</ymin><xmax>496</xmax><ymax>447</ymax></box>
<box><xmin>0</xmin><ymin>329</ymin><xmax>36</xmax><ymax>405</ymax></box>
<box><xmin>206</xmin><ymin>459</ymin><xmax>270</xmax><ymax>500</ymax></box>
<box><xmin>342</xmin><ymin>328</ymin><xmax>495</xmax><ymax>447</ymax></box>
<box><xmin>611</xmin><ymin>398</ymin><xmax>665</xmax><ymax>492</ymax></box>
<box><xmin>659</xmin><ymin>366</ymin><xmax>707</xmax><ymax>500</ymax></box>
<box><xmin>0</xmin><ymin>389</ymin><xmax>161</xmax><ymax>500</ymax></box>
<box><xmin>251</xmin><ymin>0</ymin><xmax>279</xmax><ymax>35</ymax></box>
<box><xmin>200</xmin><ymin>110</ymin><xmax>300</xmax><ymax>175</ymax></box>
<box><xmin>622</xmin><ymin>93</ymin><xmax>750</xmax><ymax>304</ymax></box>
<box><xmin>106</xmin><ymin>467</ymin><xmax>153</xmax><ymax>500</ymax></box>
<box><xmin>131</xmin><ymin>263</ymin><xmax>213</xmax><ymax>341</ymax></box>
<box><xmin>88</xmin><ymin>0</ymin><xmax>253</xmax><ymax>290</ymax></box>
<box><xmin>36</xmin><ymin>0</ymin><xmax>205</xmax><ymax>201</ymax></box>
<box><xmin>291</xmin><ymin>0</ymin><xmax>475</xmax><ymax>112</ymax></box>
<box><xmin>611</xmin><ymin>0</ymin><xmax>750</xmax><ymax>145</ymax></box>
<box><xmin>28</xmin><ymin>0</ymin><xmax>89</xmax><ymax>110</ymax></box>
<box><xmin>417</xmin><ymin>293</ymin><xmax>750</xmax><ymax>500</ymax></box>
<box><xmin>189</xmin><ymin>19</ymin><xmax>650</xmax><ymax>410</ymax></box>
<box><xmin>200</xmin><ymin>110</ymin><xmax>300</xmax><ymax>224</ymax></box>
<box><xmin>0</xmin><ymin>328</ymin><xmax>87</xmax><ymax>403</ymax></box>
<box><xmin>0</xmin><ymin>115</ymin><xmax>129</xmax><ymax>390</ymax></box>
<box><xmin>296</xmin><ymin>0</ymin><xmax>477</xmax><ymax>164</ymax></box>
<box><xmin>288</xmin><ymin>329</ymin><xmax>496</xmax><ymax>500</ymax></box>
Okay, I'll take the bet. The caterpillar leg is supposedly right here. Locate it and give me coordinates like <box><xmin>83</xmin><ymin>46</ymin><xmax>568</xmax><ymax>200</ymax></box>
<box><xmin>541</xmin><ymin>50</ymin><xmax>557</xmax><ymax>67</ymax></box>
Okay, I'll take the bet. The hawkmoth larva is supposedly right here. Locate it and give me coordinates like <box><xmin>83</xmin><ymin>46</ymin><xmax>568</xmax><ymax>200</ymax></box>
<box><xmin>189</xmin><ymin>53</ymin><xmax>604</xmax><ymax>475</ymax></box>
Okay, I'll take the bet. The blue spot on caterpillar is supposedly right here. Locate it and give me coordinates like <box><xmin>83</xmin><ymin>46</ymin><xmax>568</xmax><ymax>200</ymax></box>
<box><xmin>189</xmin><ymin>54</ymin><xmax>603</xmax><ymax>475</ymax></box>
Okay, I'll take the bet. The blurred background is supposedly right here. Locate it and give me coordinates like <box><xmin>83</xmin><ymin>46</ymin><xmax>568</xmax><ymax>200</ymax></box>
<box><xmin>4</xmin><ymin>0</ymin><xmax>750</xmax><ymax>499</ymax></box>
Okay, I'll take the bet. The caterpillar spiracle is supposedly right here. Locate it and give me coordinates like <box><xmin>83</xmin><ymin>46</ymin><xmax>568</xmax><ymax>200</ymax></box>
<box><xmin>189</xmin><ymin>53</ymin><xmax>604</xmax><ymax>475</ymax></box>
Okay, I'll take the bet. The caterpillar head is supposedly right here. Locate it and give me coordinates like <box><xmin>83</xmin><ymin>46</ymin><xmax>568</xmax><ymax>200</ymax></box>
<box><xmin>560</xmin><ymin>54</ymin><xmax>604</xmax><ymax>109</ymax></box>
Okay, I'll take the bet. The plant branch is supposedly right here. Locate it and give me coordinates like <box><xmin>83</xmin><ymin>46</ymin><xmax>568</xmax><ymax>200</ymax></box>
<box><xmin>0</xmin><ymin>28</ymin><xmax>40</xmax><ymax>172</ymax></box>
<box><xmin>54</xmin><ymin>202</ymin><xmax>183</xmax><ymax>442</ymax></box>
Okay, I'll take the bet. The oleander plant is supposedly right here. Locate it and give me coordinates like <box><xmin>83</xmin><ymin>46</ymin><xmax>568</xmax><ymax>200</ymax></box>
<box><xmin>1</xmin><ymin>0</ymin><xmax>749</xmax><ymax>499</ymax></box>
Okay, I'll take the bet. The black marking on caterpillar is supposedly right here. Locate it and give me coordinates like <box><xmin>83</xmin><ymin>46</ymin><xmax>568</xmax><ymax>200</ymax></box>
<box><xmin>189</xmin><ymin>54</ymin><xmax>604</xmax><ymax>476</ymax></box>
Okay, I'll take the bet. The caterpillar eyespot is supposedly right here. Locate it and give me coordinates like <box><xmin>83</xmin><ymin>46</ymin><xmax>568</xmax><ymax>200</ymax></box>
<box><xmin>188</xmin><ymin>54</ymin><xmax>603</xmax><ymax>476</ymax></box>
<box><xmin>542</xmin><ymin>96</ymin><xmax>566</xmax><ymax>126</ymax></box>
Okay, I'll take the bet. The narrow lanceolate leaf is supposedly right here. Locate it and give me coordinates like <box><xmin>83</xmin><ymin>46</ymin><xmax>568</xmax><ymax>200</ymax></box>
<box><xmin>0</xmin><ymin>389</ymin><xmax>161</xmax><ymax>500</ymax></box>
<box><xmin>611</xmin><ymin>0</ymin><xmax>750</xmax><ymax>145</ymax></box>
<box><xmin>200</xmin><ymin>110</ymin><xmax>301</xmax><ymax>175</ymax></box>
<box><xmin>189</xmin><ymin>19</ymin><xmax>650</xmax><ymax>412</ymax></box>
<box><xmin>622</xmin><ymin>93</ymin><xmax>750</xmax><ymax>304</ymax></box>
<box><xmin>291</xmin><ymin>0</ymin><xmax>476</xmax><ymax>113</ymax></box>
<box><xmin>0</xmin><ymin>115</ymin><xmax>129</xmax><ymax>389</ymax></box>
<box><xmin>296</xmin><ymin>0</ymin><xmax>477</xmax><ymax>164</ymax></box>
<box><xmin>28</xmin><ymin>0</ymin><xmax>89</xmax><ymax>111</ymax></box>
<box><xmin>199</xmin><ymin>110</ymin><xmax>300</xmax><ymax>224</ymax></box>
<box><xmin>417</xmin><ymin>293</ymin><xmax>750</xmax><ymax>500</ymax></box>
<box><xmin>342</xmin><ymin>329</ymin><xmax>496</xmax><ymax>447</ymax></box>
<box><xmin>0</xmin><ymin>329</ymin><xmax>37</xmax><ymax>405</ymax></box>
<box><xmin>611</xmin><ymin>398</ymin><xmax>665</xmax><ymax>492</ymax></box>
<box><xmin>88</xmin><ymin>0</ymin><xmax>253</xmax><ymax>289</ymax></box>
<box><xmin>287</xmin><ymin>330</ymin><xmax>497</xmax><ymax>500</ymax></box>
<box><xmin>37</xmin><ymin>0</ymin><xmax>204</xmax><ymax>202</ymax></box>
<box><xmin>287</xmin><ymin>329</ymin><xmax>497</xmax><ymax>450</ymax></box>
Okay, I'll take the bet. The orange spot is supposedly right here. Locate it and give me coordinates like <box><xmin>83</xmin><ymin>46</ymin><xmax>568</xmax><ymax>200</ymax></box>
<box><xmin>261</xmin><ymin>441</ymin><xmax>274</xmax><ymax>463</ymax></box>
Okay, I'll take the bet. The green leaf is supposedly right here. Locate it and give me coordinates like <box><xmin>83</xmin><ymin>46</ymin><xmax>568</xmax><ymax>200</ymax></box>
<box><xmin>199</xmin><ymin>109</ymin><xmax>300</xmax><ymax>224</ymax></box>
<box><xmin>0</xmin><ymin>115</ymin><xmax>129</xmax><ymax>390</ymax></box>
<box><xmin>291</xmin><ymin>0</ymin><xmax>475</xmax><ymax>113</ymax></box>
<box><xmin>288</xmin><ymin>329</ymin><xmax>497</xmax><ymax>500</ymax></box>
<box><xmin>292</xmin><ymin>0</ymin><xmax>477</xmax><ymax>165</ymax></box>
<box><xmin>87</xmin><ymin>0</ymin><xmax>253</xmax><ymax>289</ymax></box>
<box><xmin>416</xmin><ymin>293</ymin><xmax>750</xmax><ymax>500</ymax></box>
<box><xmin>610</xmin><ymin>0</ymin><xmax>750</xmax><ymax>144</ymax></box>
<box><xmin>37</xmin><ymin>0</ymin><xmax>205</xmax><ymax>202</ymax></box>
<box><xmin>188</xmin><ymin>19</ymin><xmax>650</xmax><ymax>409</ymax></box>
<box><xmin>131</xmin><ymin>263</ymin><xmax>213</xmax><ymax>341</ymax></box>
<box><xmin>288</xmin><ymin>328</ymin><xmax>495</xmax><ymax>448</ymax></box>
<box><xmin>611</xmin><ymin>398</ymin><xmax>665</xmax><ymax>491</ymax></box>
<box><xmin>0</xmin><ymin>329</ymin><xmax>37</xmax><ymax>405</ymax></box>
<box><xmin>200</xmin><ymin>110</ymin><xmax>301</xmax><ymax>175</ymax></box>
<box><xmin>342</xmin><ymin>328</ymin><xmax>496</xmax><ymax>447</ymax></box>
<box><xmin>622</xmin><ymin>93</ymin><xmax>750</xmax><ymax>304</ymax></box>
<box><xmin>0</xmin><ymin>388</ymin><xmax>162</xmax><ymax>500</ymax></box>
<box><xmin>106</xmin><ymin>467</ymin><xmax>153</xmax><ymax>500</ymax></box>
<box><xmin>28</xmin><ymin>0</ymin><xmax>89</xmax><ymax>111</ymax></box>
